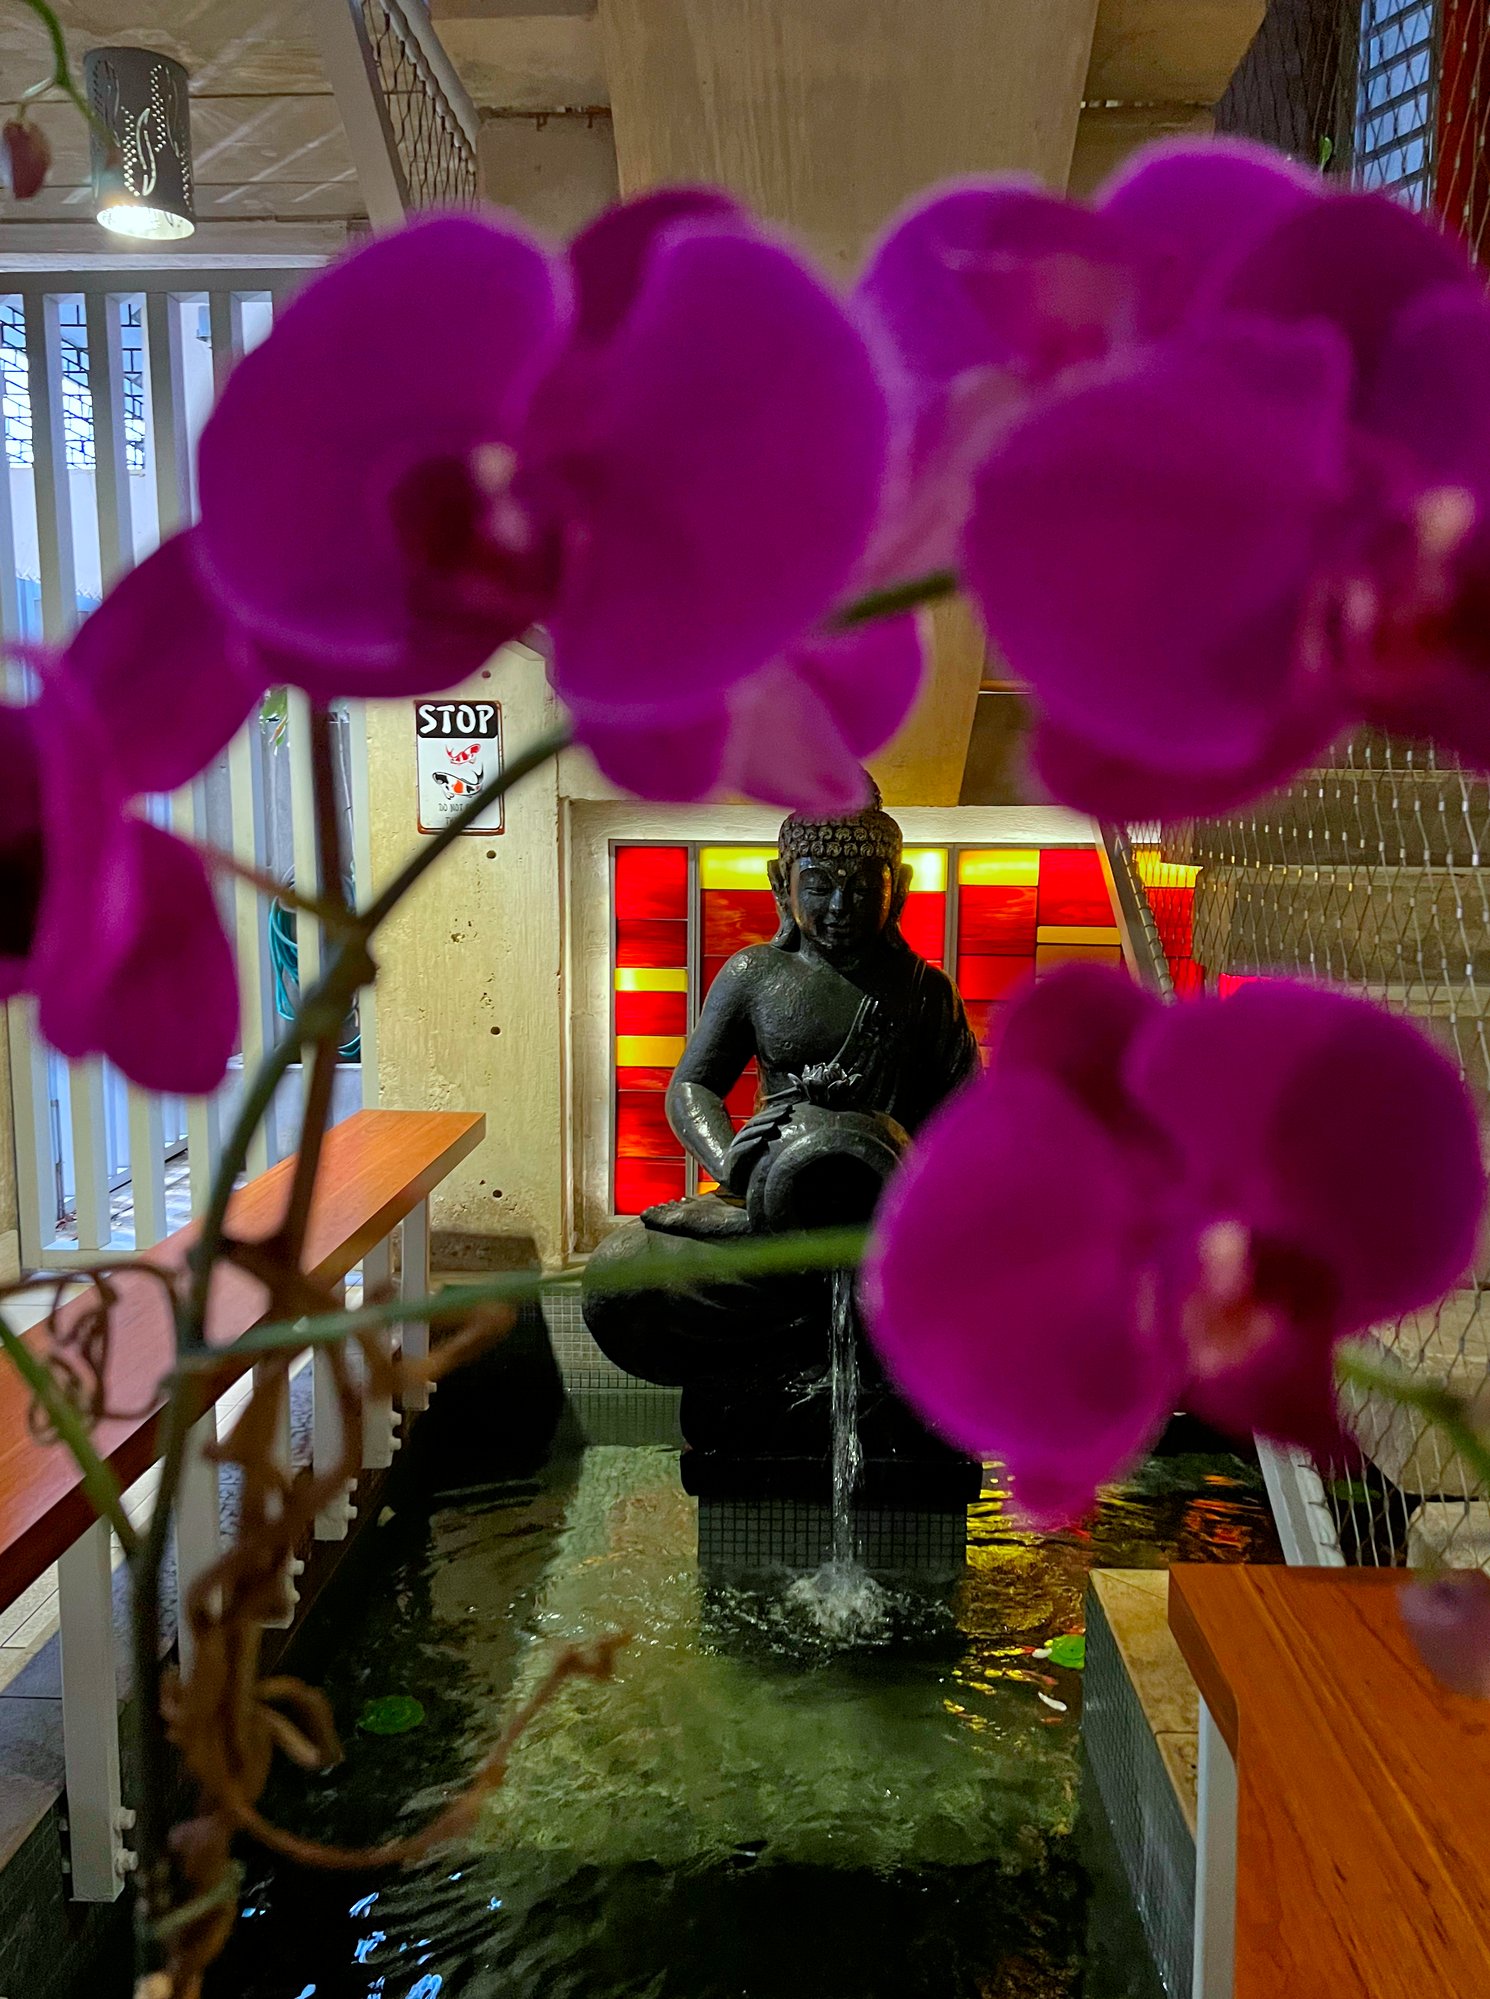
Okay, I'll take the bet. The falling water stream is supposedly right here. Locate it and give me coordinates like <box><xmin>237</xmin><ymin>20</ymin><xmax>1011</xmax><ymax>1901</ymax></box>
<box><xmin>828</xmin><ymin>1266</ymin><xmax>861</xmax><ymax>1568</ymax></box>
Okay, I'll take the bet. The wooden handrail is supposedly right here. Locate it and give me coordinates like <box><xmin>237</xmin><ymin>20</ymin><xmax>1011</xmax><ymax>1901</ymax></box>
<box><xmin>0</xmin><ymin>1108</ymin><xmax>484</xmax><ymax>1609</ymax></box>
<box><xmin>1170</xmin><ymin>1564</ymin><xmax>1490</xmax><ymax>1997</ymax></box>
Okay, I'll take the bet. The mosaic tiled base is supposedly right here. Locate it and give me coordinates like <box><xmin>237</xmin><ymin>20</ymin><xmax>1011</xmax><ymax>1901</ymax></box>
<box><xmin>1083</xmin><ymin>1582</ymin><xmax>1196</xmax><ymax>1999</ymax></box>
<box><xmin>698</xmin><ymin>1498</ymin><xmax>967</xmax><ymax>1577</ymax></box>
<box><xmin>540</xmin><ymin>1289</ymin><xmax>683</xmax><ymax>1446</ymax></box>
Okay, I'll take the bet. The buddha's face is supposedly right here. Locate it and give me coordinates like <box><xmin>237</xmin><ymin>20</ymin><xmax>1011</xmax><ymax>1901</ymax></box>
<box><xmin>789</xmin><ymin>854</ymin><xmax>895</xmax><ymax>965</ymax></box>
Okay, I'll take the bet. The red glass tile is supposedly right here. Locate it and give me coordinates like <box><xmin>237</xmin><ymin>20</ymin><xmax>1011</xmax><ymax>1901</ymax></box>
<box><xmin>614</xmin><ymin>1065</ymin><xmax>674</xmax><ymax>1093</ymax></box>
<box><xmin>615</xmin><ymin>1158</ymin><xmax>687</xmax><ymax>1215</ymax></box>
<box><xmin>615</xmin><ymin>916</ymin><xmax>689</xmax><ymax>968</ymax></box>
<box><xmin>1037</xmin><ymin>847</ymin><xmax>1113</xmax><ymax>929</ymax></box>
<box><xmin>703</xmin><ymin>888</ymin><xmax>779</xmax><ymax>958</ymax></box>
<box><xmin>956</xmin><ymin>954</ymin><xmax>1034</xmax><ymax>1003</ymax></box>
<box><xmin>616</xmin><ymin>1092</ymin><xmax>683</xmax><ymax>1160</ymax></box>
<box><xmin>702</xmin><ymin>954</ymin><xmax>731</xmax><ymax>995</ymax></box>
<box><xmin>958</xmin><ymin>883</ymin><xmax>1038</xmax><ymax>953</ymax></box>
<box><xmin>615</xmin><ymin>845</ymin><xmax>688</xmax><ymax>921</ymax></box>
<box><xmin>614</xmin><ymin>990</ymin><xmax>689</xmax><ymax>1036</ymax></box>
<box><xmin>900</xmin><ymin>891</ymin><xmax>946</xmax><ymax>966</ymax></box>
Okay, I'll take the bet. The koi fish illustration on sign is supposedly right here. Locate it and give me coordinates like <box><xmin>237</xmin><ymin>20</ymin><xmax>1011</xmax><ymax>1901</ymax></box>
<box><xmin>414</xmin><ymin>699</ymin><xmax>505</xmax><ymax>835</ymax></box>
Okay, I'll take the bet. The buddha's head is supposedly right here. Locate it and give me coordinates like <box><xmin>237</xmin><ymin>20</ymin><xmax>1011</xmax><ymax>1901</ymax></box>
<box><xmin>769</xmin><ymin>781</ymin><xmax>911</xmax><ymax>968</ymax></box>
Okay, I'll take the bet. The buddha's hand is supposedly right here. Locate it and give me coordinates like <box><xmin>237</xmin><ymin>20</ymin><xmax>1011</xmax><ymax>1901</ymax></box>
<box><xmin>723</xmin><ymin>1103</ymin><xmax>791</xmax><ymax>1195</ymax></box>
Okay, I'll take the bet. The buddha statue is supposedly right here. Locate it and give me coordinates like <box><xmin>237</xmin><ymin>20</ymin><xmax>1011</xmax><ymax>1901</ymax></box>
<box><xmin>583</xmin><ymin>786</ymin><xmax>982</xmax><ymax>1506</ymax></box>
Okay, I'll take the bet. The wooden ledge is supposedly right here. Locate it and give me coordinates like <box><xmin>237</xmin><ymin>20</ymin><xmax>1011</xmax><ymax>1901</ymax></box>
<box><xmin>1170</xmin><ymin>1565</ymin><xmax>1490</xmax><ymax>1996</ymax></box>
<box><xmin>0</xmin><ymin>1108</ymin><xmax>484</xmax><ymax>1610</ymax></box>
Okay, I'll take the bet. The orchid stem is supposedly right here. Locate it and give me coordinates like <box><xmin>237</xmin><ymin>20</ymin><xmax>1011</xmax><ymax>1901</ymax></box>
<box><xmin>11</xmin><ymin>0</ymin><xmax>115</xmax><ymax>157</ymax></box>
<box><xmin>175</xmin><ymin>1223</ymin><xmax>871</xmax><ymax>1368</ymax></box>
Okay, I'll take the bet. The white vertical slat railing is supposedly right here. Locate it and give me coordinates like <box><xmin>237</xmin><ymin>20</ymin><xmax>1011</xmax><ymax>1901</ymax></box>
<box><xmin>1</xmin><ymin>273</ymin><xmax>380</xmax><ymax>1270</ymax></box>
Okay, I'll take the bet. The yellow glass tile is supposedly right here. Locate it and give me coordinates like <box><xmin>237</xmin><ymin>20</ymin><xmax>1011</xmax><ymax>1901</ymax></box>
<box><xmin>699</xmin><ymin>846</ymin><xmax>777</xmax><ymax>891</ymax></box>
<box><xmin>616</xmin><ymin>1035</ymin><xmax>688</xmax><ymax>1068</ymax></box>
<box><xmin>1036</xmin><ymin>925</ymin><xmax>1122</xmax><ymax>947</ymax></box>
<box><xmin>615</xmin><ymin>967</ymin><xmax>689</xmax><ymax>992</ymax></box>
<box><xmin>958</xmin><ymin>848</ymin><xmax>1040</xmax><ymax>888</ymax></box>
<box><xmin>902</xmin><ymin>847</ymin><xmax>948</xmax><ymax>894</ymax></box>
<box><xmin>1132</xmin><ymin>846</ymin><xmax>1200</xmax><ymax>891</ymax></box>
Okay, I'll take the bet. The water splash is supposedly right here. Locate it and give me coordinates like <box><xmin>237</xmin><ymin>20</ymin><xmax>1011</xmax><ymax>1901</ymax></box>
<box><xmin>784</xmin><ymin>1560</ymin><xmax>889</xmax><ymax>1640</ymax></box>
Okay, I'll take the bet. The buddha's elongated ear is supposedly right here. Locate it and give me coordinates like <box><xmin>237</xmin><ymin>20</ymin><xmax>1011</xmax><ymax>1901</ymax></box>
<box><xmin>767</xmin><ymin>857</ymin><xmax>798</xmax><ymax>948</ymax></box>
<box><xmin>891</xmin><ymin>862</ymin><xmax>912</xmax><ymax>925</ymax></box>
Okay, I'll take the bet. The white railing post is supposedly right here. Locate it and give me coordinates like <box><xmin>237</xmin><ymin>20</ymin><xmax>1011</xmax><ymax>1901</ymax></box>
<box><xmin>173</xmin><ymin>1411</ymin><xmax>222</xmax><ymax>1682</ymax></box>
<box><xmin>361</xmin><ymin>1232</ymin><xmax>399</xmax><ymax>1468</ymax></box>
<box><xmin>1192</xmin><ymin>1699</ymin><xmax>1238</xmax><ymax>1999</ymax></box>
<box><xmin>400</xmin><ymin>1198</ymin><xmax>431</xmax><ymax>1412</ymax></box>
<box><xmin>58</xmin><ymin>1518</ymin><xmax>134</xmax><ymax>1900</ymax></box>
<box><xmin>314</xmin><ymin>1284</ymin><xmax>358</xmax><ymax>1540</ymax></box>
<box><xmin>256</xmin><ymin>1359</ymin><xmax>304</xmax><ymax>1627</ymax></box>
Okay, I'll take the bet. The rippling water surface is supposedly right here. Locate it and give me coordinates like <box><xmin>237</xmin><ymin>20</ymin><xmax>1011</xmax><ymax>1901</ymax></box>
<box><xmin>206</xmin><ymin>1442</ymin><xmax>1278</xmax><ymax>1999</ymax></box>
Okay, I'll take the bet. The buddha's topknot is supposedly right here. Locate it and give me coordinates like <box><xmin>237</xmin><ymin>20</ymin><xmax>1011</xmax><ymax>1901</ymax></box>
<box><xmin>777</xmin><ymin>778</ymin><xmax>902</xmax><ymax>870</ymax></box>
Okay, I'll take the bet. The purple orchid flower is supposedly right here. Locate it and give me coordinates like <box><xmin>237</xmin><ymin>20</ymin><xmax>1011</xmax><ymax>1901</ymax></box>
<box><xmin>862</xmin><ymin>966</ymin><xmax>1485</xmax><ymax>1525</ymax></box>
<box><xmin>1</xmin><ymin>535</ymin><xmax>260</xmax><ymax>1093</ymax></box>
<box><xmin>1400</xmin><ymin>1570</ymin><xmax>1490</xmax><ymax>1699</ymax></box>
<box><xmin>862</xmin><ymin>139</ymin><xmax>1490</xmax><ymax>814</ymax></box>
<box><xmin>193</xmin><ymin>192</ymin><xmax>913</xmax><ymax>812</ymax></box>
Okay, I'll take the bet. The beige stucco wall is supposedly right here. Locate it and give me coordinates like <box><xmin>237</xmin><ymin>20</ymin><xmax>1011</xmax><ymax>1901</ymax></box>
<box><xmin>363</xmin><ymin>641</ymin><xmax>569</xmax><ymax>1269</ymax></box>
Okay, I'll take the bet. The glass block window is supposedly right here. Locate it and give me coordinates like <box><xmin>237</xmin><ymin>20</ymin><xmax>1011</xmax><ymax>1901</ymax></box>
<box><xmin>613</xmin><ymin>845</ymin><xmax>689</xmax><ymax>1216</ymax></box>
<box><xmin>609</xmin><ymin>841</ymin><xmax>1122</xmax><ymax>1213</ymax></box>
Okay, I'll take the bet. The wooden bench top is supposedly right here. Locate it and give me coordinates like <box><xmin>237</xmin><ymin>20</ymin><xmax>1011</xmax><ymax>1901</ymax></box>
<box><xmin>0</xmin><ymin>1107</ymin><xmax>484</xmax><ymax>1609</ymax></box>
<box><xmin>1170</xmin><ymin>1564</ymin><xmax>1490</xmax><ymax>1998</ymax></box>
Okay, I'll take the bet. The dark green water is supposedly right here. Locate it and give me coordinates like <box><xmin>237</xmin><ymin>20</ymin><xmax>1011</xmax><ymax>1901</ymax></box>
<box><xmin>205</xmin><ymin>1442</ymin><xmax>1277</xmax><ymax>1999</ymax></box>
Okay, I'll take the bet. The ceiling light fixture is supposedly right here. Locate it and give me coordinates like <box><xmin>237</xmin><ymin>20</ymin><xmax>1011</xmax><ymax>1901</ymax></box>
<box><xmin>84</xmin><ymin>46</ymin><xmax>195</xmax><ymax>242</ymax></box>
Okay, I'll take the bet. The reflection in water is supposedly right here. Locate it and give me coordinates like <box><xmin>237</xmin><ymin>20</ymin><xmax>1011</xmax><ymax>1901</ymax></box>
<box><xmin>207</xmin><ymin>1444</ymin><xmax>1277</xmax><ymax>1999</ymax></box>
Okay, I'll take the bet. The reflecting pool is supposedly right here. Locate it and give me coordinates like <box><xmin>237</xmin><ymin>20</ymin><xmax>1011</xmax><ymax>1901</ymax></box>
<box><xmin>206</xmin><ymin>1441</ymin><xmax>1278</xmax><ymax>1999</ymax></box>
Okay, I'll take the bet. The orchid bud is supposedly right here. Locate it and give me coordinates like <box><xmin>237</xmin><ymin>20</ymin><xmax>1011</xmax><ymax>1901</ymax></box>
<box><xmin>3</xmin><ymin>115</ymin><xmax>51</xmax><ymax>200</ymax></box>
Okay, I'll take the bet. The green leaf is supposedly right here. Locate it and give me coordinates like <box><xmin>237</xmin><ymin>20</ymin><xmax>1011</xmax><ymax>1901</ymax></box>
<box><xmin>358</xmin><ymin>1694</ymin><xmax>426</xmax><ymax>1736</ymax></box>
<box><xmin>1046</xmin><ymin>1633</ymin><xmax>1085</xmax><ymax>1671</ymax></box>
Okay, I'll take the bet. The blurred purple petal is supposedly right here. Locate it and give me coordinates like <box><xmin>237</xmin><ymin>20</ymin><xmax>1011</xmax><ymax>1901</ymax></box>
<box><xmin>791</xmin><ymin>615</ymin><xmax>926</xmax><ymax>759</ymax></box>
<box><xmin>1097</xmin><ymin>137</ymin><xmax>1319</xmax><ymax>330</ymax></box>
<box><xmin>59</xmin><ymin>818</ymin><xmax>239</xmax><ymax>1095</ymax></box>
<box><xmin>62</xmin><ymin>531</ymin><xmax>263</xmax><ymax>795</ymax></box>
<box><xmin>1400</xmin><ymin>1570</ymin><xmax>1490</xmax><ymax>1699</ymax></box>
<box><xmin>574</xmin><ymin>701</ymin><xmax>729</xmax><ymax>802</ymax></box>
<box><xmin>1204</xmin><ymin>190</ymin><xmax>1480</xmax><ymax>389</ymax></box>
<box><xmin>1362</xmin><ymin>286</ymin><xmax>1490</xmax><ymax>496</ymax></box>
<box><xmin>1032</xmin><ymin>701</ymin><xmax>1345</xmax><ymax>820</ymax></box>
<box><xmin>858</xmin><ymin>182</ymin><xmax>1147</xmax><ymax>571</ymax></box>
<box><xmin>197</xmin><ymin>217</ymin><xmax>567</xmax><ymax>672</ymax></box>
<box><xmin>862</xmin><ymin>1067</ymin><xmax>1180</xmax><ymax>1524</ymax></box>
<box><xmin>860</xmin><ymin>180</ymin><xmax>1146</xmax><ymax>402</ymax></box>
<box><xmin>719</xmin><ymin>665</ymin><xmax>870</xmax><ymax>814</ymax></box>
<box><xmin>546</xmin><ymin>227</ymin><xmax>888</xmax><ymax>718</ymax></box>
<box><xmin>965</xmin><ymin>318</ymin><xmax>1352</xmax><ymax>776</ymax></box>
<box><xmin>569</xmin><ymin>187</ymin><xmax>745</xmax><ymax>344</ymax></box>
<box><xmin>1129</xmin><ymin>981</ymin><xmax>1486</xmax><ymax>1333</ymax></box>
<box><xmin>998</xmin><ymin>960</ymin><xmax>1161</xmax><ymax>1151</ymax></box>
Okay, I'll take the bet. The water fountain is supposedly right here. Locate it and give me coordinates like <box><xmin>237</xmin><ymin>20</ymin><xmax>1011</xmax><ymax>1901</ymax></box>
<box><xmin>582</xmin><ymin>788</ymin><xmax>983</xmax><ymax>1579</ymax></box>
